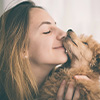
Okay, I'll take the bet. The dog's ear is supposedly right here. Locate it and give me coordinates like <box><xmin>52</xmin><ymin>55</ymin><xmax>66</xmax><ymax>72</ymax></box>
<box><xmin>94</xmin><ymin>54</ymin><xmax>100</xmax><ymax>74</ymax></box>
<box><xmin>96</xmin><ymin>54</ymin><xmax>100</xmax><ymax>72</ymax></box>
<box><xmin>80</xmin><ymin>35</ymin><xmax>100</xmax><ymax>74</ymax></box>
<box><xmin>90</xmin><ymin>53</ymin><xmax>100</xmax><ymax>74</ymax></box>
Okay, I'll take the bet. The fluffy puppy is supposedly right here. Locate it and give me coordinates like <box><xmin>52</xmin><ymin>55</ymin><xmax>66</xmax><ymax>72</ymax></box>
<box><xmin>38</xmin><ymin>30</ymin><xmax>100</xmax><ymax>100</ymax></box>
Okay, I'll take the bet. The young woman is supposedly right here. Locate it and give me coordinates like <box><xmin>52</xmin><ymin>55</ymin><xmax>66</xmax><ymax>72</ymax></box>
<box><xmin>0</xmin><ymin>1</ymin><xmax>92</xmax><ymax>100</ymax></box>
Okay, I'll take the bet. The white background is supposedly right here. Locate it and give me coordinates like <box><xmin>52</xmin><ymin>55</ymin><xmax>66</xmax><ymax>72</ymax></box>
<box><xmin>0</xmin><ymin>0</ymin><xmax>100</xmax><ymax>42</ymax></box>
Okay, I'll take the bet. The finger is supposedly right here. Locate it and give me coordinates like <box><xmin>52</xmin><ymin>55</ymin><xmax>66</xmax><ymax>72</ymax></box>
<box><xmin>74</xmin><ymin>75</ymin><xmax>91</xmax><ymax>81</ymax></box>
<box><xmin>56</xmin><ymin>80</ymin><xmax>66</xmax><ymax>100</ymax></box>
<box><xmin>73</xmin><ymin>87</ymin><xmax>80</xmax><ymax>100</ymax></box>
<box><xmin>65</xmin><ymin>81</ymin><xmax>75</xmax><ymax>100</ymax></box>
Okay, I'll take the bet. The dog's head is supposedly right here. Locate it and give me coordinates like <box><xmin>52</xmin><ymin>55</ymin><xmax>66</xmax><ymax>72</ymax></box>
<box><xmin>63</xmin><ymin>29</ymin><xmax>100</xmax><ymax>74</ymax></box>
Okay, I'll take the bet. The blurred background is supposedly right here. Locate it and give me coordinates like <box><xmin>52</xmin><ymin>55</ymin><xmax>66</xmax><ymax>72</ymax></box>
<box><xmin>0</xmin><ymin>0</ymin><xmax>100</xmax><ymax>42</ymax></box>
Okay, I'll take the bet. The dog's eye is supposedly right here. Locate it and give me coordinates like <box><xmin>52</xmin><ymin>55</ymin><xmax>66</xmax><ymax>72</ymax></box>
<box><xmin>82</xmin><ymin>42</ymin><xmax>88</xmax><ymax>45</ymax></box>
<box><xmin>43</xmin><ymin>30</ymin><xmax>51</xmax><ymax>34</ymax></box>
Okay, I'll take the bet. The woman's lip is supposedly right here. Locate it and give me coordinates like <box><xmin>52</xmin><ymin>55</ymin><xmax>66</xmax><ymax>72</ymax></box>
<box><xmin>53</xmin><ymin>46</ymin><xmax>64</xmax><ymax>49</ymax></box>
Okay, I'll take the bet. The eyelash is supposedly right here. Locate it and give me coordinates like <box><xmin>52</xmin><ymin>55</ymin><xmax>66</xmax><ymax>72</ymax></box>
<box><xmin>43</xmin><ymin>30</ymin><xmax>51</xmax><ymax>34</ymax></box>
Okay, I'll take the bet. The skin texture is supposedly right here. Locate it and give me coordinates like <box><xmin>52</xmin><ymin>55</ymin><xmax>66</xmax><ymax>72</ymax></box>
<box><xmin>27</xmin><ymin>8</ymin><xmax>67</xmax><ymax>86</ymax></box>
<box><xmin>28</xmin><ymin>8</ymin><xmax>67</xmax><ymax>65</ymax></box>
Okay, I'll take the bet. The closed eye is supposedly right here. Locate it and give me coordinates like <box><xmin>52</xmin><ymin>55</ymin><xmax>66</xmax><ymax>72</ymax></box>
<box><xmin>43</xmin><ymin>30</ymin><xmax>51</xmax><ymax>34</ymax></box>
<box><xmin>82</xmin><ymin>42</ymin><xmax>88</xmax><ymax>45</ymax></box>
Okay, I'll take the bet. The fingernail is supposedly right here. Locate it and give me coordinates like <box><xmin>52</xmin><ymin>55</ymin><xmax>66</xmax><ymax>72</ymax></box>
<box><xmin>61</xmin><ymin>80</ymin><xmax>66</xmax><ymax>85</ymax></box>
<box><xmin>74</xmin><ymin>75</ymin><xmax>79</xmax><ymax>79</ymax></box>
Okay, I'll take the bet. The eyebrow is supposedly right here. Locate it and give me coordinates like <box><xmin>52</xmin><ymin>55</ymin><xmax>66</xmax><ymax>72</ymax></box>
<box><xmin>38</xmin><ymin>21</ymin><xmax>56</xmax><ymax>28</ymax></box>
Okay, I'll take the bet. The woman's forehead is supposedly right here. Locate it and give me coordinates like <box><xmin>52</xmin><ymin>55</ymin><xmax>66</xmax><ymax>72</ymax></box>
<box><xmin>29</xmin><ymin>8</ymin><xmax>55</xmax><ymax>26</ymax></box>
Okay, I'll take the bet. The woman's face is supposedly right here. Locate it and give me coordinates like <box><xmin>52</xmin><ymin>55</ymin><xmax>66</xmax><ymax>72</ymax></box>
<box><xmin>28</xmin><ymin>8</ymin><xmax>68</xmax><ymax>66</ymax></box>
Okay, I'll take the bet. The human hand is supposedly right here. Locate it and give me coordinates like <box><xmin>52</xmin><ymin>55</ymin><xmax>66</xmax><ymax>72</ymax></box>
<box><xmin>56</xmin><ymin>75</ymin><xmax>91</xmax><ymax>100</ymax></box>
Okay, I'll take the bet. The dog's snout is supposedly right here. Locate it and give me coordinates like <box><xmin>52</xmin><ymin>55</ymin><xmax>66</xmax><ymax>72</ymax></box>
<box><xmin>62</xmin><ymin>36</ymin><xmax>66</xmax><ymax>42</ymax></box>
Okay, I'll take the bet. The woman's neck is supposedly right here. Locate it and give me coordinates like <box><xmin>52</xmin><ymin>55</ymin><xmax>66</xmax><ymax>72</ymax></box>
<box><xmin>30</xmin><ymin>63</ymin><xmax>56</xmax><ymax>87</ymax></box>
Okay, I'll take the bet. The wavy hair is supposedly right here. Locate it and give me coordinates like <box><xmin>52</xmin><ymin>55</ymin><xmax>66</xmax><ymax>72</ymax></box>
<box><xmin>0</xmin><ymin>1</ymin><xmax>43</xmax><ymax>100</ymax></box>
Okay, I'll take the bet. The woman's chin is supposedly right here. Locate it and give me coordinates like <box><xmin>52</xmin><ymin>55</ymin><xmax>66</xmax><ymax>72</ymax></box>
<box><xmin>56</xmin><ymin>56</ymin><xmax>68</xmax><ymax>64</ymax></box>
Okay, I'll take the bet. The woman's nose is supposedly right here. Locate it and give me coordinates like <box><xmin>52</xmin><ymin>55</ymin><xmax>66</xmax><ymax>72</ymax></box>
<box><xmin>56</xmin><ymin>29</ymin><xmax>67</xmax><ymax>40</ymax></box>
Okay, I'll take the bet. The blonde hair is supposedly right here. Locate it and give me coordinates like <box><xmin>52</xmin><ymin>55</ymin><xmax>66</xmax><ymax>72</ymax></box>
<box><xmin>0</xmin><ymin>1</ymin><xmax>43</xmax><ymax>100</ymax></box>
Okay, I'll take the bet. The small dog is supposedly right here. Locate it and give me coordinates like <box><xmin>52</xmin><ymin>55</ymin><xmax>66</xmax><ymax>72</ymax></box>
<box><xmin>38</xmin><ymin>29</ymin><xmax>100</xmax><ymax>100</ymax></box>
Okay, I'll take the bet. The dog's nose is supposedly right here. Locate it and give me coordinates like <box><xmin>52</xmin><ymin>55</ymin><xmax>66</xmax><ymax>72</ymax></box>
<box><xmin>67</xmin><ymin>29</ymin><xmax>74</xmax><ymax>37</ymax></box>
<box><xmin>67</xmin><ymin>29</ymin><xmax>73</xmax><ymax>32</ymax></box>
<box><xmin>62</xmin><ymin>29</ymin><xmax>74</xmax><ymax>42</ymax></box>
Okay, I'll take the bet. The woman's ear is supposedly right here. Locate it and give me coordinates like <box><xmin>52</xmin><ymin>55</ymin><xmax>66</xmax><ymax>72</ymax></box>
<box><xmin>21</xmin><ymin>49</ymin><xmax>29</xmax><ymax>59</ymax></box>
